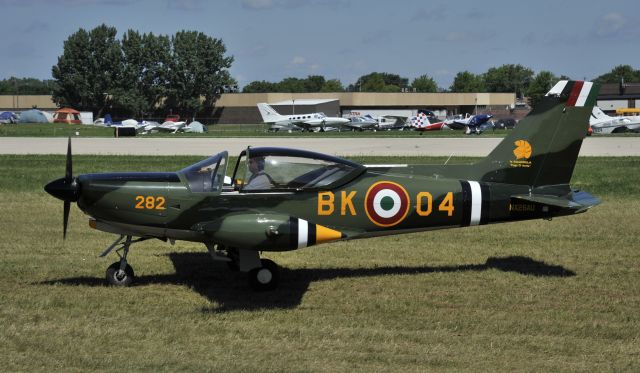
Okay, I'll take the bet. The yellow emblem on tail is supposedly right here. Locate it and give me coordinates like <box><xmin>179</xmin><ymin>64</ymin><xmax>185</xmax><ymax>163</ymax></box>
<box><xmin>513</xmin><ymin>140</ymin><xmax>532</xmax><ymax>159</ymax></box>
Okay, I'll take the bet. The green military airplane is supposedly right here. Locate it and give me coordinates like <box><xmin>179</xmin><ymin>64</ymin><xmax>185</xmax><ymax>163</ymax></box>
<box><xmin>45</xmin><ymin>80</ymin><xmax>601</xmax><ymax>291</ymax></box>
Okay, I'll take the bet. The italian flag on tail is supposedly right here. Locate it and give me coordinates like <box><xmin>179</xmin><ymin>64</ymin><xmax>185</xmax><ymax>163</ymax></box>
<box><xmin>545</xmin><ymin>80</ymin><xmax>598</xmax><ymax>107</ymax></box>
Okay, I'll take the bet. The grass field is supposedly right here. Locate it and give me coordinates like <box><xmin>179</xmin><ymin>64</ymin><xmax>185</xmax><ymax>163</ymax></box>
<box><xmin>3</xmin><ymin>123</ymin><xmax>639</xmax><ymax>139</ymax></box>
<box><xmin>0</xmin><ymin>122</ymin><xmax>514</xmax><ymax>138</ymax></box>
<box><xmin>1</xmin><ymin>155</ymin><xmax>639</xmax><ymax>371</ymax></box>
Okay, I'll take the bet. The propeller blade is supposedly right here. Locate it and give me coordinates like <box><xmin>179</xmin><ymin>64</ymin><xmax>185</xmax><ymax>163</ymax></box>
<box><xmin>65</xmin><ymin>137</ymin><xmax>72</xmax><ymax>182</ymax></box>
<box><xmin>63</xmin><ymin>137</ymin><xmax>73</xmax><ymax>239</ymax></box>
<box><xmin>63</xmin><ymin>201</ymin><xmax>70</xmax><ymax>240</ymax></box>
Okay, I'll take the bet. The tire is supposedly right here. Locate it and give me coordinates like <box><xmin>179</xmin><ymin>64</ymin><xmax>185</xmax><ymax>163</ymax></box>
<box><xmin>248</xmin><ymin>259</ymin><xmax>279</xmax><ymax>291</ymax></box>
<box><xmin>612</xmin><ymin>126</ymin><xmax>628</xmax><ymax>133</ymax></box>
<box><xmin>106</xmin><ymin>262</ymin><xmax>135</xmax><ymax>286</ymax></box>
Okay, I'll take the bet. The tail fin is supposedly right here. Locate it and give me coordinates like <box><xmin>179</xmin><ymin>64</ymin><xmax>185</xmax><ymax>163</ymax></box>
<box><xmin>411</xmin><ymin>112</ymin><xmax>431</xmax><ymax>129</ymax></box>
<box><xmin>257</xmin><ymin>103</ymin><xmax>284</xmax><ymax>123</ymax></box>
<box><xmin>590</xmin><ymin>106</ymin><xmax>609</xmax><ymax>121</ymax></box>
<box><xmin>470</xmin><ymin>81</ymin><xmax>599</xmax><ymax>189</ymax></box>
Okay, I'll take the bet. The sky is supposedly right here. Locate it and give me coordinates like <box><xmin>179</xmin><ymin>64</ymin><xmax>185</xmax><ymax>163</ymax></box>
<box><xmin>1</xmin><ymin>0</ymin><xmax>639</xmax><ymax>89</ymax></box>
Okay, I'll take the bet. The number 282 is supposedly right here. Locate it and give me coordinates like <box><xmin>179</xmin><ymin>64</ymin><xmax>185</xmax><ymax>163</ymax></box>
<box><xmin>134</xmin><ymin>196</ymin><xmax>166</xmax><ymax>210</ymax></box>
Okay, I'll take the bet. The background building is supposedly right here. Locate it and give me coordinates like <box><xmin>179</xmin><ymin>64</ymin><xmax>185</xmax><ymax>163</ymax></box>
<box><xmin>597</xmin><ymin>83</ymin><xmax>640</xmax><ymax>112</ymax></box>
<box><xmin>213</xmin><ymin>92</ymin><xmax>517</xmax><ymax>124</ymax></box>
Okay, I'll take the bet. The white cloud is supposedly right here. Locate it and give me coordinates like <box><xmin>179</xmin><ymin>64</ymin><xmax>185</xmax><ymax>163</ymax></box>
<box><xmin>167</xmin><ymin>0</ymin><xmax>205</xmax><ymax>11</ymax></box>
<box><xmin>241</xmin><ymin>0</ymin><xmax>350</xmax><ymax>11</ymax></box>
<box><xmin>291</xmin><ymin>56</ymin><xmax>306</xmax><ymax>65</ymax></box>
<box><xmin>595</xmin><ymin>12</ymin><xmax>626</xmax><ymax>38</ymax></box>
<box><xmin>241</xmin><ymin>0</ymin><xmax>273</xmax><ymax>10</ymax></box>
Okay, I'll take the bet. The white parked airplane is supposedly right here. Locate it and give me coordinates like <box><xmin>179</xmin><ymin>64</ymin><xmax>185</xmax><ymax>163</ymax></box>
<box><xmin>257</xmin><ymin>103</ymin><xmax>349</xmax><ymax>132</ymax></box>
<box><xmin>590</xmin><ymin>107</ymin><xmax>640</xmax><ymax>134</ymax></box>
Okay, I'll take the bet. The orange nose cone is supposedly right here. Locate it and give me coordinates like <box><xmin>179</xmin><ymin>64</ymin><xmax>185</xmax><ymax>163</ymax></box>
<box><xmin>315</xmin><ymin>224</ymin><xmax>345</xmax><ymax>244</ymax></box>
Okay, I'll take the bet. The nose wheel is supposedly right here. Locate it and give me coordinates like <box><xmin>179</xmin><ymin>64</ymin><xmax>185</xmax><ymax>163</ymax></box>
<box><xmin>106</xmin><ymin>262</ymin><xmax>135</xmax><ymax>286</ymax></box>
<box><xmin>100</xmin><ymin>235</ymin><xmax>149</xmax><ymax>287</ymax></box>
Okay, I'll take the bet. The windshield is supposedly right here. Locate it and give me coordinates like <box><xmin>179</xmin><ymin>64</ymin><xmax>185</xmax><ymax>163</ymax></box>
<box><xmin>236</xmin><ymin>148</ymin><xmax>363</xmax><ymax>192</ymax></box>
<box><xmin>180</xmin><ymin>151</ymin><xmax>228</xmax><ymax>193</ymax></box>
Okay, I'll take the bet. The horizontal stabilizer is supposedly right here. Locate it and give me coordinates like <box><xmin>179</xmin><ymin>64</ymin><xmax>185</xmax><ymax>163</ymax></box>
<box><xmin>511</xmin><ymin>191</ymin><xmax>600</xmax><ymax>213</ymax></box>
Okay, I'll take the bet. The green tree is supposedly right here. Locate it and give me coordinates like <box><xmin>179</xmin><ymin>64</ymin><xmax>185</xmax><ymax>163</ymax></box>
<box><xmin>117</xmin><ymin>30</ymin><xmax>147</xmax><ymax>115</ymax></box>
<box><xmin>483</xmin><ymin>64</ymin><xmax>534</xmax><ymax>99</ymax></box>
<box><xmin>526</xmin><ymin>71</ymin><xmax>558</xmax><ymax>108</ymax></box>
<box><xmin>360</xmin><ymin>73</ymin><xmax>386</xmax><ymax>92</ymax></box>
<box><xmin>594</xmin><ymin>65</ymin><xmax>640</xmax><ymax>83</ymax></box>
<box><xmin>304</xmin><ymin>75</ymin><xmax>325</xmax><ymax>92</ymax></box>
<box><xmin>165</xmin><ymin>30</ymin><xmax>235</xmax><ymax>116</ymax></box>
<box><xmin>242</xmin><ymin>76</ymin><xmax>343</xmax><ymax>93</ymax></box>
<box><xmin>276</xmin><ymin>77</ymin><xmax>306</xmax><ymax>92</ymax></box>
<box><xmin>320</xmin><ymin>79</ymin><xmax>343</xmax><ymax>92</ymax></box>
<box><xmin>350</xmin><ymin>72</ymin><xmax>409</xmax><ymax>92</ymax></box>
<box><xmin>0</xmin><ymin>77</ymin><xmax>56</xmax><ymax>95</ymax></box>
<box><xmin>119</xmin><ymin>30</ymin><xmax>171</xmax><ymax>116</ymax></box>
<box><xmin>411</xmin><ymin>74</ymin><xmax>438</xmax><ymax>92</ymax></box>
<box><xmin>52</xmin><ymin>24</ymin><xmax>122</xmax><ymax>116</ymax></box>
<box><xmin>450</xmin><ymin>71</ymin><xmax>485</xmax><ymax>92</ymax></box>
<box><xmin>243</xmin><ymin>80</ymin><xmax>277</xmax><ymax>93</ymax></box>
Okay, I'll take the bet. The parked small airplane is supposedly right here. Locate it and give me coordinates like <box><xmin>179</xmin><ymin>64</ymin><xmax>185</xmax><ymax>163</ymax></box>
<box><xmin>95</xmin><ymin>114</ymin><xmax>147</xmax><ymax>132</ymax></box>
<box><xmin>45</xmin><ymin>81</ymin><xmax>600</xmax><ymax>291</ymax></box>
<box><xmin>446</xmin><ymin>113</ymin><xmax>494</xmax><ymax>134</ymax></box>
<box><xmin>590</xmin><ymin>107</ymin><xmax>640</xmax><ymax>134</ymax></box>
<box><xmin>376</xmin><ymin>115</ymin><xmax>410</xmax><ymax>131</ymax></box>
<box><xmin>410</xmin><ymin>112</ymin><xmax>449</xmax><ymax>131</ymax></box>
<box><xmin>343</xmin><ymin>114</ymin><xmax>379</xmax><ymax>131</ymax></box>
<box><xmin>257</xmin><ymin>103</ymin><xmax>350</xmax><ymax>132</ymax></box>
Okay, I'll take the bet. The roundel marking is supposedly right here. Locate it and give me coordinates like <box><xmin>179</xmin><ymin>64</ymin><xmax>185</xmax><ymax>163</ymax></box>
<box><xmin>364</xmin><ymin>181</ymin><xmax>410</xmax><ymax>227</ymax></box>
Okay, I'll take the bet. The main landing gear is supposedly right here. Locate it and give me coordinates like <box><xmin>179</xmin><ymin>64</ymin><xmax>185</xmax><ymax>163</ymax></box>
<box><xmin>99</xmin><ymin>236</ymin><xmax>280</xmax><ymax>291</ymax></box>
<box><xmin>207</xmin><ymin>243</ymin><xmax>280</xmax><ymax>291</ymax></box>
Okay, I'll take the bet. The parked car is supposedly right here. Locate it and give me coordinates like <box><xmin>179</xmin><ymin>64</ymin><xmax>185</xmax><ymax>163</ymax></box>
<box><xmin>164</xmin><ymin>114</ymin><xmax>180</xmax><ymax>122</ymax></box>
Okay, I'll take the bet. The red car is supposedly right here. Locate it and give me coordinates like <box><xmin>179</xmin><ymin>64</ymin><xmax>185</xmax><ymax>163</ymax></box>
<box><xmin>164</xmin><ymin>114</ymin><xmax>180</xmax><ymax>122</ymax></box>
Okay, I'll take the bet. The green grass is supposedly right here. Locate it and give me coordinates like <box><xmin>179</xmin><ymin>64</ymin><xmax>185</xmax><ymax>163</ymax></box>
<box><xmin>2</xmin><ymin>122</ymin><xmax>640</xmax><ymax>138</ymax></box>
<box><xmin>0</xmin><ymin>123</ymin><xmax>640</xmax><ymax>138</ymax></box>
<box><xmin>1</xmin><ymin>155</ymin><xmax>639</xmax><ymax>371</ymax></box>
<box><xmin>0</xmin><ymin>122</ymin><xmax>510</xmax><ymax>138</ymax></box>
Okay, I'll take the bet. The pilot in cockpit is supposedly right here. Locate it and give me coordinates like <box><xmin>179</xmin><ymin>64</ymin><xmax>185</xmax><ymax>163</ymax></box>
<box><xmin>244</xmin><ymin>156</ymin><xmax>274</xmax><ymax>190</ymax></box>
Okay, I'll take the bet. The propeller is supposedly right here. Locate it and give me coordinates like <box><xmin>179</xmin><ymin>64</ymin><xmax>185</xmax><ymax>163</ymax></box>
<box><xmin>44</xmin><ymin>137</ymin><xmax>79</xmax><ymax>239</ymax></box>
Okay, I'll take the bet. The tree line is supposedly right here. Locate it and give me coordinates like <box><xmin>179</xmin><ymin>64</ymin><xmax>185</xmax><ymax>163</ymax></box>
<box><xmin>50</xmin><ymin>24</ymin><xmax>235</xmax><ymax>118</ymax></box>
<box><xmin>2</xmin><ymin>22</ymin><xmax>639</xmax><ymax>115</ymax></box>
<box><xmin>242</xmin><ymin>65</ymin><xmax>640</xmax><ymax>108</ymax></box>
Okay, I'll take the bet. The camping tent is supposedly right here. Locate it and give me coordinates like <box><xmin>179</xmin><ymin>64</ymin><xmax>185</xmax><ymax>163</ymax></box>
<box><xmin>54</xmin><ymin>108</ymin><xmax>81</xmax><ymax>124</ymax></box>
<box><xmin>19</xmin><ymin>109</ymin><xmax>49</xmax><ymax>123</ymax></box>
<box><xmin>184</xmin><ymin>121</ymin><xmax>205</xmax><ymax>133</ymax></box>
<box><xmin>0</xmin><ymin>111</ymin><xmax>18</xmax><ymax>124</ymax></box>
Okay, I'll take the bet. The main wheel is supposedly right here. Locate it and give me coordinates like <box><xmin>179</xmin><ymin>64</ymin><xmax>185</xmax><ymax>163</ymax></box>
<box><xmin>106</xmin><ymin>262</ymin><xmax>135</xmax><ymax>286</ymax></box>
<box><xmin>248</xmin><ymin>259</ymin><xmax>279</xmax><ymax>291</ymax></box>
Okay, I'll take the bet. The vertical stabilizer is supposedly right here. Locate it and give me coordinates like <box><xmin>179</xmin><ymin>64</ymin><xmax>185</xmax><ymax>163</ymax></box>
<box><xmin>590</xmin><ymin>107</ymin><xmax>609</xmax><ymax>121</ymax></box>
<box><xmin>257</xmin><ymin>103</ymin><xmax>285</xmax><ymax>124</ymax></box>
<box><xmin>467</xmin><ymin>81</ymin><xmax>600</xmax><ymax>189</ymax></box>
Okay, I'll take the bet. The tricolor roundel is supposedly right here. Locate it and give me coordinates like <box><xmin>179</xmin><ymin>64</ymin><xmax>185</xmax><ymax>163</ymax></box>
<box><xmin>364</xmin><ymin>181</ymin><xmax>410</xmax><ymax>227</ymax></box>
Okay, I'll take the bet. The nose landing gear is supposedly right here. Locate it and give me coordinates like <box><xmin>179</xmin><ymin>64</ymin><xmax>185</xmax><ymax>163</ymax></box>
<box><xmin>100</xmin><ymin>234</ymin><xmax>150</xmax><ymax>287</ymax></box>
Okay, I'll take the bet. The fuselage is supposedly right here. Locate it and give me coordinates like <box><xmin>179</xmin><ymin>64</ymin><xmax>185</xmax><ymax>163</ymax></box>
<box><xmin>76</xmin><ymin>167</ymin><xmax>568</xmax><ymax>252</ymax></box>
